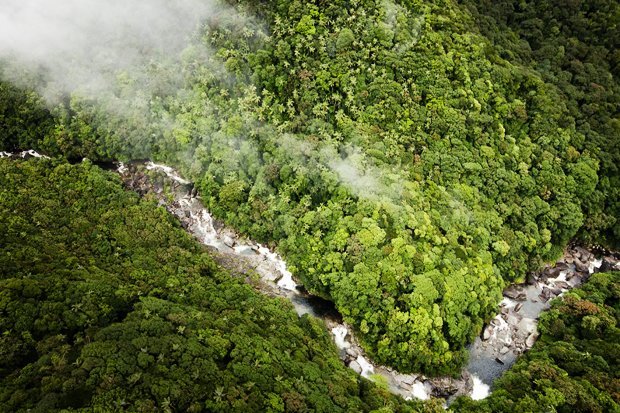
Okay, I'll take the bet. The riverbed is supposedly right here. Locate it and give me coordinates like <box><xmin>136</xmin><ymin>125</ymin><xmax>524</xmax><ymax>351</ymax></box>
<box><xmin>5</xmin><ymin>152</ymin><xmax>617</xmax><ymax>402</ymax></box>
<box><xmin>115</xmin><ymin>160</ymin><xmax>619</xmax><ymax>402</ymax></box>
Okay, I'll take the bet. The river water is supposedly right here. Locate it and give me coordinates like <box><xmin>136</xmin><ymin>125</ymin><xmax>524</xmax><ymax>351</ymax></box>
<box><xmin>465</xmin><ymin>256</ymin><xmax>602</xmax><ymax>388</ymax></box>
<box><xmin>3</xmin><ymin>153</ymin><xmax>617</xmax><ymax>402</ymax></box>
<box><xmin>117</xmin><ymin>160</ymin><xmax>619</xmax><ymax>402</ymax></box>
<box><xmin>119</xmin><ymin>161</ymin><xmax>445</xmax><ymax>400</ymax></box>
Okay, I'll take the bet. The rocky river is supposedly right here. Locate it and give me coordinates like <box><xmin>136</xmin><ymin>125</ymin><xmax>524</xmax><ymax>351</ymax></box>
<box><xmin>465</xmin><ymin>246</ymin><xmax>617</xmax><ymax>390</ymax></box>
<box><xmin>115</xmin><ymin>160</ymin><xmax>620</xmax><ymax>402</ymax></box>
<box><xmin>4</xmin><ymin>152</ymin><xmax>618</xmax><ymax>403</ymax></box>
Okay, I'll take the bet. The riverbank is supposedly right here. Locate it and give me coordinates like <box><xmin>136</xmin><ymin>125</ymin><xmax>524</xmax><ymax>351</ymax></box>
<box><xmin>117</xmin><ymin>161</ymin><xmax>460</xmax><ymax>400</ymax></box>
<box><xmin>116</xmin><ymin>160</ymin><xmax>619</xmax><ymax>403</ymax></box>
<box><xmin>3</xmin><ymin>152</ymin><xmax>617</xmax><ymax>403</ymax></box>
<box><xmin>465</xmin><ymin>246</ymin><xmax>618</xmax><ymax>388</ymax></box>
<box><xmin>127</xmin><ymin>162</ymin><xmax>447</xmax><ymax>400</ymax></box>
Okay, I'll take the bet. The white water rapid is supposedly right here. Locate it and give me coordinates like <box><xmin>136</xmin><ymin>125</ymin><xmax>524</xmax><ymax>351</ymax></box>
<box><xmin>116</xmin><ymin>160</ymin><xmax>618</xmax><ymax>403</ymax></box>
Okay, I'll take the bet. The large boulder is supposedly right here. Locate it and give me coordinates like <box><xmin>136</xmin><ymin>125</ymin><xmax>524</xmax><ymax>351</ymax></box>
<box><xmin>549</xmin><ymin>286</ymin><xmax>562</xmax><ymax>296</ymax></box>
<box><xmin>526</xmin><ymin>332</ymin><xmax>539</xmax><ymax>348</ymax></box>
<box><xmin>399</xmin><ymin>382</ymin><xmax>412</xmax><ymax>392</ymax></box>
<box><xmin>348</xmin><ymin>360</ymin><xmax>362</xmax><ymax>374</ymax></box>
<box><xmin>546</xmin><ymin>266</ymin><xmax>562</xmax><ymax>278</ymax></box>
<box><xmin>483</xmin><ymin>326</ymin><xmax>493</xmax><ymax>341</ymax></box>
<box><xmin>429</xmin><ymin>373</ymin><xmax>472</xmax><ymax>398</ymax></box>
<box><xmin>346</xmin><ymin>348</ymin><xmax>359</xmax><ymax>359</ymax></box>
<box><xmin>574</xmin><ymin>246</ymin><xmax>592</xmax><ymax>261</ymax></box>
<box><xmin>539</xmin><ymin>287</ymin><xmax>552</xmax><ymax>303</ymax></box>
<box><xmin>575</xmin><ymin>259</ymin><xmax>590</xmax><ymax>273</ymax></box>
<box><xmin>496</xmin><ymin>329</ymin><xmax>513</xmax><ymax>346</ymax></box>
<box><xmin>401</xmin><ymin>375</ymin><xmax>416</xmax><ymax>386</ymax></box>
<box><xmin>600</xmin><ymin>256</ymin><xmax>620</xmax><ymax>272</ymax></box>
<box><xmin>504</xmin><ymin>285</ymin><xmax>526</xmax><ymax>301</ymax></box>
<box><xmin>504</xmin><ymin>312</ymin><xmax>522</xmax><ymax>326</ymax></box>
<box><xmin>222</xmin><ymin>235</ymin><xmax>235</xmax><ymax>248</ymax></box>
<box><xmin>517</xmin><ymin>318</ymin><xmax>537</xmax><ymax>335</ymax></box>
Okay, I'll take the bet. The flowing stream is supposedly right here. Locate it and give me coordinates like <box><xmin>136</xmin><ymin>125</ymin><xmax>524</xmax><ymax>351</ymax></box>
<box><xmin>1</xmin><ymin>150</ymin><xmax>48</xmax><ymax>159</ymax></box>
<box><xmin>116</xmin><ymin>160</ymin><xmax>619</xmax><ymax>402</ymax></box>
<box><xmin>118</xmin><ymin>161</ymin><xmax>446</xmax><ymax>400</ymax></box>
<box><xmin>464</xmin><ymin>253</ymin><xmax>605</xmax><ymax>396</ymax></box>
<box><xmin>3</xmin><ymin>152</ymin><xmax>619</xmax><ymax>402</ymax></box>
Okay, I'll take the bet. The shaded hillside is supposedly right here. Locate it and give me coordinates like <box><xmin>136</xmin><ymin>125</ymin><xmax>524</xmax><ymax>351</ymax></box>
<box><xmin>1</xmin><ymin>0</ymin><xmax>618</xmax><ymax>376</ymax></box>
<box><xmin>0</xmin><ymin>158</ymin><xmax>432</xmax><ymax>412</ymax></box>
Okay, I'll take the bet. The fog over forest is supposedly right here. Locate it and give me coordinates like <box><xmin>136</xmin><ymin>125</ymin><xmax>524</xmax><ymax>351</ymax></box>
<box><xmin>0</xmin><ymin>0</ymin><xmax>618</xmax><ymax>412</ymax></box>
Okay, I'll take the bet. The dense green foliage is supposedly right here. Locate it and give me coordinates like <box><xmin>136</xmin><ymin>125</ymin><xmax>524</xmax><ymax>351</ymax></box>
<box><xmin>0</xmin><ymin>158</ymin><xmax>432</xmax><ymax>412</ymax></box>
<box><xmin>454</xmin><ymin>271</ymin><xmax>620</xmax><ymax>412</ymax></box>
<box><xmin>1</xmin><ymin>0</ymin><xmax>618</xmax><ymax>376</ymax></box>
<box><xmin>460</xmin><ymin>0</ymin><xmax>620</xmax><ymax>248</ymax></box>
<box><xmin>0</xmin><ymin>81</ymin><xmax>55</xmax><ymax>152</ymax></box>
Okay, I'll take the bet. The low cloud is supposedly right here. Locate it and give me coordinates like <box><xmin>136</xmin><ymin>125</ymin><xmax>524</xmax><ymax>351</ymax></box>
<box><xmin>0</xmin><ymin>0</ymin><xmax>216</xmax><ymax>95</ymax></box>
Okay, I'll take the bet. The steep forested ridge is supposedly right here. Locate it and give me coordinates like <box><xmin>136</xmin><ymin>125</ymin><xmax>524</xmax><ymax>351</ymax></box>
<box><xmin>460</xmin><ymin>0</ymin><xmax>620</xmax><ymax>248</ymax></box>
<box><xmin>0</xmin><ymin>158</ymin><xmax>432</xmax><ymax>412</ymax></box>
<box><xmin>1</xmin><ymin>0</ymin><xmax>618</xmax><ymax>378</ymax></box>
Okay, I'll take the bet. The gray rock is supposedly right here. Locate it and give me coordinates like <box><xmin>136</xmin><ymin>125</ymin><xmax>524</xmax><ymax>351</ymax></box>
<box><xmin>346</xmin><ymin>348</ymin><xmax>359</xmax><ymax>358</ymax></box>
<box><xmin>574</xmin><ymin>247</ymin><xmax>591</xmax><ymax>260</ymax></box>
<box><xmin>515</xmin><ymin>328</ymin><xmax>529</xmax><ymax>341</ymax></box>
<box><xmin>399</xmin><ymin>382</ymin><xmax>412</xmax><ymax>392</ymax></box>
<box><xmin>517</xmin><ymin>318</ymin><xmax>537</xmax><ymax>335</ymax></box>
<box><xmin>504</xmin><ymin>312</ymin><xmax>521</xmax><ymax>326</ymax></box>
<box><xmin>600</xmin><ymin>257</ymin><xmax>620</xmax><ymax>272</ymax></box>
<box><xmin>222</xmin><ymin>235</ymin><xmax>235</xmax><ymax>248</ymax></box>
<box><xmin>500</xmin><ymin>346</ymin><xmax>510</xmax><ymax>355</ymax></box>
<box><xmin>576</xmin><ymin>270</ymin><xmax>589</xmax><ymax>279</ymax></box>
<box><xmin>349</xmin><ymin>360</ymin><xmax>362</xmax><ymax>374</ymax></box>
<box><xmin>504</xmin><ymin>285</ymin><xmax>526</xmax><ymax>301</ymax></box>
<box><xmin>456</xmin><ymin>372</ymin><xmax>474</xmax><ymax>398</ymax></box>
<box><xmin>496</xmin><ymin>330</ymin><xmax>512</xmax><ymax>346</ymax></box>
<box><xmin>429</xmin><ymin>377</ymin><xmax>462</xmax><ymax>397</ymax></box>
<box><xmin>483</xmin><ymin>327</ymin><xmax>493</xmax><ymax>340</ymax></box>
<box><xmin>568</xmin><ymin>277</ymin><xmax>581</xmax><ymax>287</ymax></box>
<box><xmin>255</xmin><ymin>261</ymin><xmax>281</xmax><ymax>282</ymax></box>
<box><xmin>514</xmin><ymin>302</ymin><xmax>523</xmax><ymax>312</ymax></box>
<box><xmin>526</xmin><ymin>333</ymin><xmax>539</xmax><ymax>348</ymax></box>
<box><xmin>575</xmin><ymin>260</ymin><xmax>589</xmax><ymax>273</ymax></box>
<box><xmin>402</xmin><ymin>376</ymin><xmax>416</xmax><ymax>385</ymax></box>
